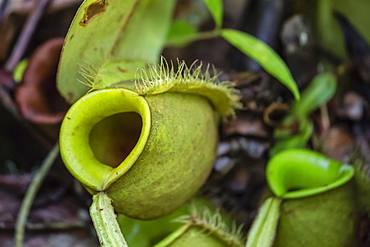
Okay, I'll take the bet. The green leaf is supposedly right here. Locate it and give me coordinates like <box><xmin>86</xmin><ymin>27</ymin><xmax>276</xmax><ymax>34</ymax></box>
<box><xmin>271</xmin><ymin>72</ymin><xmax>336</xmax><ymax>155</ymax></box>
<box><xmin>13</xmin><ymin>58</ymin><xmax>28</xmax><ymax>82</ymax></box>
<box><xmin>270</xmin><ymin>123</ymin><xmax>313</xmax><ymax>156</ymax></box>
<box><xmin>119</xmin><ymin>207</ymin><xmax>187</xmax><ymax>246</ymax></box>
<box><xmin>119</xmin><ymin>198</ymin><xmax>222</xmax><ymax>247</ymax></box>
<box><xmin>221</xmin><ymin>29</ymin><xmax>300</xmax><ymax>100</ymax></box>
<box><xmin>57</xmin><ymin>0</ymin><xmax>176</xmax><ymax>103</ymax></box>
<box><xmin>314</xmin><ymin>0</ymin><xmax>370</xmax><ymax>59</ymax></box>
<box><xmin>204</xmin><ymin>0</ymin><xmax>223</xmax><ymax>29</ymax></box>
<box><xmin>166</xmin><ymin>20</ymin><xmax>198</xmax><ymax>47</ymax></box>
<box><xmin>271</xmin><ymin>117</ymin><xmax>313</xmax><ymax>155</ymax></box>
<box><xmin>292</xmin><ymin>72</ymin><xmax>336</xmax><ymax>116</ymax></box>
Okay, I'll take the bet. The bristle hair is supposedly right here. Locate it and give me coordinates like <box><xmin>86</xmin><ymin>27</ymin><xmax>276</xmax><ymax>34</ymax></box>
<box><xmin>174</xmin><ymin>204</ymin><xmax>245</xmax><ymax>247</ymax></box>
<box><xmin>135</xmin><ymin>57</ymin><xmax>241</xmax><ymax>116</ymax></box>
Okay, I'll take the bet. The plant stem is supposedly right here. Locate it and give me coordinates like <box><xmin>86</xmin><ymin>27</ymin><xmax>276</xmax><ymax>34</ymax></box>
<box><xmin>165</xmin><ymin>29</ymin><xmax>222</xmax><ymax>47</ymax></box>
<box><xmin>90</xmin><ymin>192</ymin><xmax>128</xmax><ymax>247</ymax></box>
<box><xmin>246</xmin><ymin>197</ymin><xmax>282</xmax><ymax>247</ymax></box>
<box><xmin>15</xmin><ymin>143</ymin><xmax>59</xmax><ymax>247</ymax></box>
<box><xmin>5</xmin><ymin>0</ymin><xmax>51</xmax><ymax>72</ymax></box>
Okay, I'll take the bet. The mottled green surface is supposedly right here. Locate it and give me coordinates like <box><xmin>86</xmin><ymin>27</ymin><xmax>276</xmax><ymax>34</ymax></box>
<box><xmin>352</xmin><ymin>154</ymin><xmax>370</xmax><ymax>216</ymax></box>
<box><xmin>60</xmin><ymin>89</ymin><xmax>218</xmax><ymax>220</ymax></box>
<box><xmin>262</xmin><ymin>149</ymin><xmax>358</xmax><ymax>247</ymax></box>
<box><xmin>107</xmin><ymin>92</ymin><xmax>218</xmax><ymax>219</ymax></box>
<box><xmin>274</xmin><ymin>183</ymin><xmax>358</xmax><ymax>247</ymax></box>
